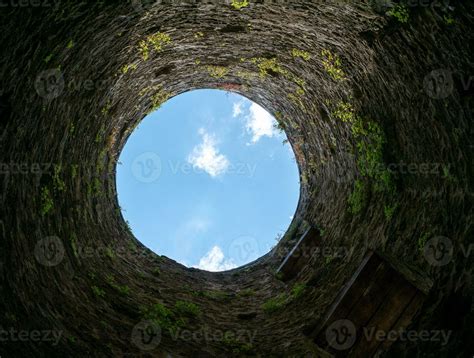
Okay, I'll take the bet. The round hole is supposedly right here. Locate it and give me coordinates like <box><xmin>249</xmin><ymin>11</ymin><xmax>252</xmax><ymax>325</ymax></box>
<box><xmin>117</xmin><ymin>89</ymin><xmax>300</xmax><ymax>271</ymax></box>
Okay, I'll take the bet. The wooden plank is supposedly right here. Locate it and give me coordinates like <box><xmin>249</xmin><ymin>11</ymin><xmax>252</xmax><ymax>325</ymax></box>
<box><xmin>276</xmin><ymin>226</ymin><xmax>320</xmax><ymax>280</ymax></box>
<box><xmin>350</xmin><ymin>271</ymin><xmax>417</xmax><ymax>357</ymax></box>
<box><xmin>310</xmin><ymin>251</ymin><xmax>430</xmax><ymax>357</ymax></box>
<box><xmin>375</xmin><ymin>250</ymin><xmax>433</xmax><ymax>295</ymax></box>
<box><xmin>311</xmin><ymin>251</ymin><xmax>382</xmax><ymax>340</ymax></box>
<box><xmin>376</xmin><ymin>291</ymin><xmax>426</xmax><ymax>355</ymax></box>
<box><xmin>316</xmin><ymin>258</ymin><xmax>395</xmax><ymax>355</ymax></box>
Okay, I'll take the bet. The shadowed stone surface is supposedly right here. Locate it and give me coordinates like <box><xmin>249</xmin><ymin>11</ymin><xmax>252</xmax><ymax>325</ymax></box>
<box><xmin>0</xmin><ymin>1</ymin><xmax>472</xmax><ymax>357</ymax></box>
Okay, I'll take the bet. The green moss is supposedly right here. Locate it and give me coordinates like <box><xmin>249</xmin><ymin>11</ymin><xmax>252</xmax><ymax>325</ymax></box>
<box><xmin>321</xmin><ymin>49</ymin><xmax>345</xmax><ymax>81</ymax></box>
<box><xmin>44</xmin><ymin>53</ymin><xmax>53</xmax><ymax>64</ymax></box>
<box><xmin>149</xmin><ymin>32</ymin><xmax>171</xmax><ymax>51</ymax></box>
<box><xmin>91</xmin><ymin>285</ymin><xmax>105</xmax><ymax>298</ymax></box>
<box><xmin>207</xmin><ymin>65</ymin><xmax>229</xmax><ymax>79</ymax></box>
<box><xmin>348</xmin><ymin>179</ymin><xmax>367</xmax><ymax>215</ymax></box>
<box><xmin>194</xmin><ymin>31</ymin><xmax>204</xmax><ymax>39</ymax></box>
<box><xmin>174</xmin><ymin>301</ymin><xmax>200</xmax><ymax>317</ymax></box>
<box><xmin>139</xmin><ymin>32</ymin><xmax>171</xmax><ymax>60</ymax></box>
<box><xmin>138</xmin><ymin>40</ymin><xmax>149</xmax><ymax>61</ymax></box>
<box><xmin>238</xmin><ymin>288</ymin><xmax>255</xmax><ymax>297</ymax></box>
<box><xmin>141</xmin><ymin>301</ymin><xmax>199</xmax><ymax>335</ymax></box>
<box><xmin>121</xmin><ymin>63</ymin><xmax>137</xmax><ymax>74</ymax></box>
<box><xmin>66</xmin><ymin>39</ymin><xmax>74</xmax><ymax>49</ymax></box>
<box><xmin>71</xmin><ymin>164</ymin><xmax>78</xmax><ymax>180</ymax></box>
<box><xmin>52</xmin><ymin>165</ymin><xmax>66</xmax><ymax>192</ymax></box>
<box><xmin>40</xmin><ymin>187</ymin><xmax>53</xmax><ymax>216</ymax></box>
<box><xmin>442</xmin><ymin>165</ymin><xmax>455</xmax><ymax>182</ymax></box>
<box><xmin>332</xmin><ymin>101</ymin><xmax>354</xmax><ymax>123</ymax></box>
<box><xmin>149</xmin><ymin>88</ymin><xmax>172</xmax><ymax>113</ymax></box>
<box><xmin>87</xmin><ymin>177</ymin><xmax>103</xmax><ymax>198</ymax></box>
<box><xmin>106</xmin><ymin>275</ymin><xmax>130</xmax><ymax>295</ymax></box>
<box><xmin>387</xmin><ymin>4</ymin><xmax>409</xmax><ymax>23</ymax></box>
<box><xmin>101</xmin><ymin>101</ymin><xmax>112</xmax><ymax>116</ymax></box>
<box><xmin>70</xmin><ymin>233</ymin><xmax>79</xmax><ymax>259</ymax></box>
<box><xmin>222</xmin><ymin>332</ymin><xmax>253</xmax><ymax>354</ymax></box>
<box><xmin>292</xmin><ymin>48</ymin><xmax>311</xmax><ymax>61</ymax></box>
<box><xmin>231</xmin><ymin>0</ymin><xmax>249</xmax><ymax>10</ymax></box>
<box><xmin>251</xmin><ymin>57</ymin><xmax>288</xmax><ymax>79</ymax></box>
<box><xmin>105</xmin><ymin>246</ymin><xmax>115</xmax><ymax>259</ymax></box>
<box><xmin>384</xmin><ymin>203</ymin><xmax>398</xmax><ymax>220</ymax></box>
<box><xmin>291</xmin><ymin>283</ymin><xmax>306</xmax><ymax>299</ymax></box>
<box><xmin>262</xmin><ymin>294</ymin><xmax>287</xmax><ymax>314</ymax></box>
<box><xmin>418</xmin><ymin>232</ymin><xmax>431</xmax><ymax>253</ymax></box>
<box><xmin>443</xmin><ymin>14</ymin><xmax>455</xmax><ymax>25</ymax></box>
<box><xmin>193</xmin><ymin>290</ymin><xmax>232</xmax><ymax>301</ymax></box>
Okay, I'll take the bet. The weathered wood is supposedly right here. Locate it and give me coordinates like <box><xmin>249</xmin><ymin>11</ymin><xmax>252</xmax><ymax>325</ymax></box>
<box><xmin>276</xmin><ymin>226</ymin><xmax>321</xmax><ymax>281</ymax></box>
<box><xmin>310</xmin><ymin>250</ymin><xmax>431</xmax><ymax>357</ymax></box>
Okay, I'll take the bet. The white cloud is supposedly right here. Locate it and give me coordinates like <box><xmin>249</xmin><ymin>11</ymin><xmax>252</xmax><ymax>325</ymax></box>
<box><xmin>245</xmin><ymin>102</ymin><xmax>277</xmax><ymax>143</ymax></box>
<box><xmin>195</xmin><ymin>246</ymin><xmax>237</xmax><ymax>272</ymax></box>
<box><xmin>187</xmin><ymin>129</ymin><xmax>230</xmax><ymax>177</ymax></box>
<box><xmin>233</xmin><ymin>101</ymin><xmax>244</xmax><ymax>118</ymax></box>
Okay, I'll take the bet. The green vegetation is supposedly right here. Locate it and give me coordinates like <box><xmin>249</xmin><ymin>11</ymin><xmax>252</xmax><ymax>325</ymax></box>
<box><xmin>238</xmin><ymin>288</ymin><xmax>255</xmax><ymax>297</ymax></box>
<box><xmin>40</xmin><ymin>187</ymin><xmax>53</xmax><ymax>215</ymax></box>
<box><xmin>66</xmin><ymin>39</ymin><xmax>74</xmax><ymax>49</ymax></box>
<box><xmin>141</xmin><ymin>301</ymin><xmax>201</xmax><ymax>335</ymax></box>
<box><xmin>193</xmin><ymin>290</ymin><xmax>233</xmax><ymax>301</ymax></box>
<box><xmin>231</xmin><ymin>0</ymin><xmax>249</xmax><ymax>10</ymax></box>
<box><xmin>87</xmin><ymin>177</ymin><xmax>103</xmax><ymax>198</ymax></box>
<box><xmin>443</xmin><ymin>14</ymin><xmax>455</xmax><ymax>25</ymax></box>
<box><xmin>101</xmin><ymin>101</ymin><xmax>112</xmax><ymax>116</ymax></box>
<box><xmin>262</xmin><ymin>294</ymin><xmax>287</xmax><ymax>314</ymax></box>
<box><xmin>150</xmin><ymin>88</ymin><xmax>172</xmax><ymax>113</ymax></box>
<box><xmin>91</xmin><ymin>285</ymin><xmax>105</xmax><ymax>298</ymax></box>
<box><xmin>321</xmin><ymin>49</ymin><xmax>345</xmax><ymax>81</ymax></box>
<box><xmin>106</xmin><ymin>275</ymin><xmax>130</xmax><ymax>295</ymax></box>
<box><xmin>52</xmin><ymin>165</ymin><xmax>66</xmax><ymax>192</ymax></box>
<box><xmin>292</xmin><ymin>48</ymin><xmax>311</xmax><ymax>61</ymax></box>
<box><xmin>207</xmin><ymin>65</ymin><xmax>229</xmax><ymax>79</ymax></box>
<box><xmin>121</xmin><ymin>63</ymin><xmax>137</xmax><ymax>74</ymax></box>
<box><xmin>250</xmin><ymin>57</ymin><xmax>288</xmax><ymax>79</ymax></box>
<box><xmin>384</xmin><ymin>203</ymin><xmax>398</xmax><ymax>220</ymax></box>
<box><xmin>291</xmin><ymin>283</ymin><xmax>306</xmax><ymax>299</ymax></box>
<box><xmin>174</xmin><ymin>301</ymin><xmax>200</xmax><ymax>317</ymax></box>
<box><xmin>222</xmin><ymin>332</ymin><xmax>253</xmax><ymax>354</ymax></box>
<box><xmin>44</xmin><ymin>53</ymin><xmax>53</xmax><ymax>64</ymax></box>
<box><xmin>194</xmin><ymin>31</ymin><xmax>204</xmax><ymax>39</ymax></box>
<box><xmin>70</xmin><ymin>233</ymin><xmax>79</xmax><ymax>259</ymax></box>
<box><xmin>139</xmin><ymin>32</ymin><xmax>171</xmax><ymax>60</ymax></box>
<box><xmin>442</xmin><ymin>165</ymin><xmax>455</xmax><ymax>182</ymax></box>
<box><xmin>418</xmin><ymin>232</ymin><xmax>431</xmax><ymax>253</ymax></box>
<box><xmin>331</xmin><ymin>101</ymin><xmax>395</xmax><ymax>214</ymax></box>
<box><xmin>387</xmin><ymin>4</ymin><xmax>409</xmax><ymax>23</ymax></box>
<box><xmin>71</xmin><ymin>164</ymin><xmax>78</xmax><ymax>180</ymax></box>
<box><xmin>105</xmin><ymin>246</ymin><xmax>115</xmax><ymax>260</ymax></box>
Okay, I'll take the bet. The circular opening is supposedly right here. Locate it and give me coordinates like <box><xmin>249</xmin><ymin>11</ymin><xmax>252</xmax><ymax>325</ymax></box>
<box><xmin>117</xmin><ymin>89</ymin><xmax>300</xmax><ymax>271</ymax></box>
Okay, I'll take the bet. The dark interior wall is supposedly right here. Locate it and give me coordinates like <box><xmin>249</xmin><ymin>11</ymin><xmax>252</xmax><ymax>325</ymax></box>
<box><xmin>0</xmin><ymin>1</ymin><xmax>472</xmax><ymax>357</ymax></box>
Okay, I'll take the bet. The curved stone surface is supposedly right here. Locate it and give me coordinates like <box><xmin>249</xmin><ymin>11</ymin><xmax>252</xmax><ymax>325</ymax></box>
<box><xmin>0</xmin><ymin>1</ymin><xmax>472</xmax><ymax>356</ymax></box>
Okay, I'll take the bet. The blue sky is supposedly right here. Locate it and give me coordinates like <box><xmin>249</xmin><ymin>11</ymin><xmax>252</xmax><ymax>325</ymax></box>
<box><xmin>117</xmin><ymin>89</ymin><xmax>300</xmax><ymax>271</ymax></box>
